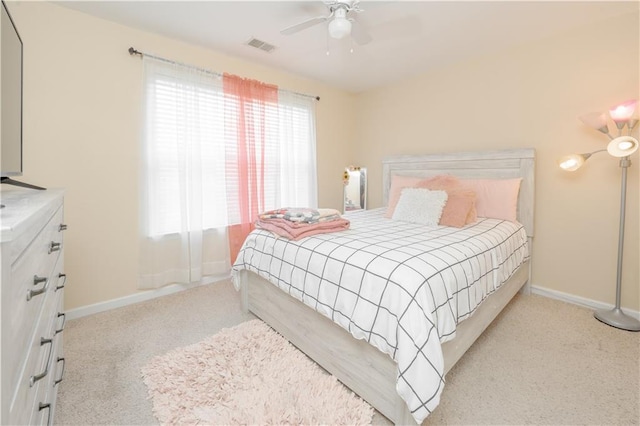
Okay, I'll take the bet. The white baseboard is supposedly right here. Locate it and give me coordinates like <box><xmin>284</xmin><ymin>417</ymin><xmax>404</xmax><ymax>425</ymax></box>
<box><xmin>65</xmin><ymin>274</ymin><xmax>231</xmax><ymax>321</ymax></box>
<box><xmin>66</xmin><ymin>278</ymin><xmax>640</xmax><ymax>323</ymax></box>
<box><xmin>531</xmin><ymin>284</ymin><xmax>640</xmax><ymax>321</ymax></box>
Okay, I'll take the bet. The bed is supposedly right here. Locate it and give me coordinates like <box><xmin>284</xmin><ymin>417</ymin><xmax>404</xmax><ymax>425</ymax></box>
<box><xmin>232</xmin><ymin>148</ymin><xmax>535</xmax><ymax>425</ymax></box>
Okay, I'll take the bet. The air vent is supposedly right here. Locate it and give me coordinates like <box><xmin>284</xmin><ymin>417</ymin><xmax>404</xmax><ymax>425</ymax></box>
<box><xmin>246</xmin><ymin>37</ymin><xmax>276</xmax><ymax>53</ymax></box>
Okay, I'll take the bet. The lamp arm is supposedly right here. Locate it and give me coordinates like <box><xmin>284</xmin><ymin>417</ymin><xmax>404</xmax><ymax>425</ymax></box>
<box><xmin>596</xmin><ymin>127</ymin><xmax>614</xmax><ymax>140</ymax></box>
<box><xmin>584</xmin><ymin>148</ymin><xmax>607</xmax><ymax>158</ymax></box>
<box><xmin>614</xmin><ymin>121</ymin><xmax>626</xmax><ymax>136</ymax></box>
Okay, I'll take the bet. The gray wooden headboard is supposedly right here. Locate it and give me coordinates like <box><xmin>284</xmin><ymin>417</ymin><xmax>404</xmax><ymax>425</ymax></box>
<box><xmin>382</xmin><ymin>148</ymin><xmax>535</xmax><ymax>237</ymax></box>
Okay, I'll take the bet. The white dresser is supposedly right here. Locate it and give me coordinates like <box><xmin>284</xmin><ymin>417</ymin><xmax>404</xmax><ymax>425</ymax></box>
<box><xmin>1</xmin><ymin>189</ymin><xmax>66</xmax><ymax>425</ymax></box>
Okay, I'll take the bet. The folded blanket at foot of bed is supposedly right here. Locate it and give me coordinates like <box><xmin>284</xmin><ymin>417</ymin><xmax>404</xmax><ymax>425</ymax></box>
<box><xmin>255</xmin><ymin>217</ymin><xmax>350</xmax><ymax>240</ymax></box>
<box><xmin>258</xmin><ymin>208</ymin><xmax>341</xmax><ymax>224</ymax></box>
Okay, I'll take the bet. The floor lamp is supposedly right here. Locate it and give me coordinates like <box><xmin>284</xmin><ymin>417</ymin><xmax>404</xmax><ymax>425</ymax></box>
<box><xmin>558</xmin><ymin>99</ymin><xmax>640</xmax><ymax>332</ymax></box>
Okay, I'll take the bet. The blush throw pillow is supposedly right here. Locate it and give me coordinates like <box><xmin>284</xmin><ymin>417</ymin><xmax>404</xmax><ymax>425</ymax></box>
<box><xmin>385</xmin><ymin>175</ymin><xmax>424</xmax><ymax>218</ymax></box>
<box><xmin>460</xmin><ymin>178</ymin><xmax>522</xmax><ymax>222</ymax></box>
<box><xmin>391</xmin><ymin>188</ymin><xmax>448</xmax><ymax>226</ymax></box>
<box><xmin>416</xmin><ymin>175</ymin><xmax>477</xmax><ymax>227</ymax></box>
<box><xmin>439</xmin><ymin>189</ymin><xmax>476</xmax><ymax>227</ymax></box>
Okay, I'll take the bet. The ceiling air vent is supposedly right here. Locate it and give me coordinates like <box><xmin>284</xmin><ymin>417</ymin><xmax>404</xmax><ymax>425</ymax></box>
<box><xmin>246</xmin><ymin>37</ymin><xmax>276</xmax><ymax>53</ymax></box>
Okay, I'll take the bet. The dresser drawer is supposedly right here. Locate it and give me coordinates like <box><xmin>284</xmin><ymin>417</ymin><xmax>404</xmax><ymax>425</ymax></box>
<box><xmin>4</xmin><ymin>196</ymin><xmax>64</xmax><ymax>265</ymax></box>
<box><xmin>6</xmin><ymin>254</ymin><xmax>65</xmax><ymax>424</ymax></box>
<box><xmin>23</xmin><ymin>339</ymin><xmax>61</xmax><ymax>426</ymax></box>
<box><xmin>28</xmin><ymin>381</ymin><xmax>51</xmax><ymax>426</ymax></box>
<box><xmin>26</xmin><ymin>333</ymin><xmax>63</xmax><ymax>426</ymax></box>
<box><xmin>32</xmin><ymin>291</ymin><xmax>65</xmax><ymax>426</ymax></box>
<box><xmin>28</xmin><ymin>290</ymin><xmax>65</xmax><ymax>426</ymax></box>
<box><xmin>4</xmin><ymin>206</ymin><xmax>64</xmax><ymax>394</ymax></box>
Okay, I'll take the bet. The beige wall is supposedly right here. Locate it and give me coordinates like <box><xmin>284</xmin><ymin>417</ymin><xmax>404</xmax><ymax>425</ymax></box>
<box><xmin>354</xmin><ymin>12</ymin><xmax>639</xmax><ymax>310</ymax></box>
<box><xmin>9</xmin><ymin>2</ymin><xmax>356</xmax><ymax>310</ymax></box>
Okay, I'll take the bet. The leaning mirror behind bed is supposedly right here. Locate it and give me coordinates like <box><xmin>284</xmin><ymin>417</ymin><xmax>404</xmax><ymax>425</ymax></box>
<box><xmin>343</xmin><ymin>166</ymin><xmax>367</xmax><ymax>212</ymax></box>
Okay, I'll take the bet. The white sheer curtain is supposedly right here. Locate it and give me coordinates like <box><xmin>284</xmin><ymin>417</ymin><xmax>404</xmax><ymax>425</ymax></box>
<box><xmin>275</xmin><ymin>90</ymin><xmax>318</xmax><ymax>209</ymax></box>
<box><xmin>139</xmin><ymin>56</ymin><xmax>318</xmax><ymax>289</ymax></box>
<box><xmin>139</xmin><ymin>57</ymin><xmax>229</xmax><ymax>289</ymax></box>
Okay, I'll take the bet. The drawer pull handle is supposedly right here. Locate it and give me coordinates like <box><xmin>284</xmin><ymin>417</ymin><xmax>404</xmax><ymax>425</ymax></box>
<box><xmin>49</xmin><ymin>241</ymin><xmax>61</xmax><ymax>254</ymax></box>
<box><xmin>58</xmin><ymin>223</ymin><xmax>68</xmax><ymax>231</ymax></box>
<box><xmin>33</xmin><ymin>275</ymin><xmax>47</xmax><ymax>285</ymax></box>
<box><xmin>27</xmin><ymin>278</ymin><xmax>49</xmax><ymax>301</ymax></box>
<box><xmin>55</xmin><ymin>312</ymin><xmax>66</xmax><ymax>334</ymax></box>
<box><xmin>30</xmin><ymin>338</ymin><xmax>53</xmax><ymax>387</ymax></box>
<box><xmin>39</xmin><ymin>402</ymin><xmax>52</xmax><ymax>426</ymax></box>
<box><xmin>55</xmin><ymin>273</ymin><xmax>67</xmax><ymax>291</ymax></box>
<box><xmin>54</xmin><ymin>357</ymin><xmax>66</xmax><ymax>386</ymax></box>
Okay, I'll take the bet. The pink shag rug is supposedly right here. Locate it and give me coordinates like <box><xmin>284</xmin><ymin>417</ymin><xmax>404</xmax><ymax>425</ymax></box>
<box><xmin>141</xmin><ymin>319</ymin><xmax>374</xmax><ymax>425</ymax></box>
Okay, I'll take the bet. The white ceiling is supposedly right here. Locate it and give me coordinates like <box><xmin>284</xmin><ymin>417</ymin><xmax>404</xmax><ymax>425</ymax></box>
<box><xmin>55</xmin><ymin>1</ymin><xmax>639</xmax><ymax>93</ymax></box>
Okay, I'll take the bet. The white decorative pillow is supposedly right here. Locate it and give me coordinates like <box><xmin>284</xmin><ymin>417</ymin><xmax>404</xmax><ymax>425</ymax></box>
<box><xmin>391</xmin><ymin>188</ymin><xmax>448</xmax><ymax>226</ymax></box>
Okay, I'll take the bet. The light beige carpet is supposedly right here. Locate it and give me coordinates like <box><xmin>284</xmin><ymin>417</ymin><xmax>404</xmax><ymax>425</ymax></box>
<box><xmin>141</xmin><ymin>319</ymin><xmax>373</xmax><ymax>425</ymax></box>
<box><xmin>54</xmin><ymin>280</ymin><xmax>640</xmax><ymax>425</ymax></box>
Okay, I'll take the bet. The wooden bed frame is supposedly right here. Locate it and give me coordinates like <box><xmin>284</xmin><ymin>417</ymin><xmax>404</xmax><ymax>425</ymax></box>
<box><xmin>238</xmin><ymin>148</ymin><xmax>535</xmax><ymax>425</ymax></box>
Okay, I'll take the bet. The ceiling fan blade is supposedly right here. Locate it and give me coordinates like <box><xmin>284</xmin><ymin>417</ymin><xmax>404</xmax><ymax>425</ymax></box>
<box><xmin>281</xmin><ymin>16</ymin><xmax>328</xmax><ymax>35</ymax></box>
<box><xmin>350</xmin><ymin>19</ymin><xmax>372</xmax><ymax>45</ymax></box>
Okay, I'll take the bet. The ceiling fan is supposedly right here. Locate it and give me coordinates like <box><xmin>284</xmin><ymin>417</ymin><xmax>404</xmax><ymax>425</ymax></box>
<box><xmin>280</xmin><ymin>1</ymin><xmax>373</xmax><ymax>45</ymax></box>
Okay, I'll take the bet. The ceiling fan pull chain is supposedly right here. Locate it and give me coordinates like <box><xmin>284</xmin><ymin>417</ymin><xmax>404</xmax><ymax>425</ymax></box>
<box><xmin>326</xmin><ymin>23</ymin><xmax>330</xmax><ymax>56</ymax></box>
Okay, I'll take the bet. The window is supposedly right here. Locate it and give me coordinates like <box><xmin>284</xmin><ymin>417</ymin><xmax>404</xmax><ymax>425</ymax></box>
<box><xmin>142</xmin><ymin>59</ymin><xmax>317</xmax><ymax>237</ymax></box>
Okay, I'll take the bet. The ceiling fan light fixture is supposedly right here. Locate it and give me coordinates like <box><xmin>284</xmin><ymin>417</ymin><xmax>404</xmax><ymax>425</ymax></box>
<box><xmin>328</xmin><ymin>17</ymin><xmax>351</xmax><ymax>39</ymax></box>
<box><xmin>328</xmin><ymin>8</ymin><xmax>351</xmax><ymax>39</ymax></box>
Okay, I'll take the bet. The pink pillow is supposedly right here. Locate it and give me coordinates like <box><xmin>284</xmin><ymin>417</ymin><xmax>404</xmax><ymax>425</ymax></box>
<box><xmin>415</xmin><ymin>174</ymin><xmax>461</xmax><ymax>190</ymax></box>
<box><xmin>465</xmin><ymin>202</ymin><xmax>478</xmax><ymax>224</ymax></box>
<box><xmin>442</xmin><ymin>189</ymin><xmax>476</xmax><ymax>227</ymax></box>
<box><xmin>460</xmin><ymin>178</ymin><xmax>522</xmax><ymax>222</ymax></box>
<box><xmin>385</xmin><ymin>175</ymin><xmax>423</xmax><ymax>218</ymax></box>
<box><xmin>416</xmin><ymin>175</ymin><xmax>477</xmax><ymax>228</ymax></box>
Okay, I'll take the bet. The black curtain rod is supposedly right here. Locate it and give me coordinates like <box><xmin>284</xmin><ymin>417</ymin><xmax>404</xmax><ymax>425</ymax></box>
<box><xmin>128</xmin><ymin>47</ymin><xmax>320</xmax><ymax>102</ymax></box>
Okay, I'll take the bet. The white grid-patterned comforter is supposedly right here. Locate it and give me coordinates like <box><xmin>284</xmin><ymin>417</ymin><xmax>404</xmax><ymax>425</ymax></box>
<box><xmin>231</xmin><ymin>208</ymin><xmax>529</xmax><ymax>423</ymax></box>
